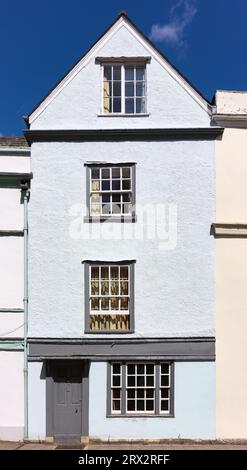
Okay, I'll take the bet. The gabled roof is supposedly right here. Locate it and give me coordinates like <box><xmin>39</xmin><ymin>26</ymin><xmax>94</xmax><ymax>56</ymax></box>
<box><xmin>0</xmin><ymin>136</ymin><xmax>29</xmax><ymax>147</ymax></box>
<box><xmin>25</xmin><ymin>11</ymin><xmax>211</xmax><ymax>127</ymax></box>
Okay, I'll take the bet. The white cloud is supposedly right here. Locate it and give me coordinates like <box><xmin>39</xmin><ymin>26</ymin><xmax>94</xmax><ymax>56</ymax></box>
<box><xmin>149</xmin><ymin>0</ymin><xmax>197</xmax><ymax>46</ymax></box>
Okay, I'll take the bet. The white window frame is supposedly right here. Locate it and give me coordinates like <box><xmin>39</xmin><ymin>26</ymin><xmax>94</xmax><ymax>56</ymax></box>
<box><xmin>89</xmin><ymin>264</ymin><xmax>130</xmax><ymax>316</ymax></box>
<box><xmin>101</xmin><ymin>63</ymin><xmax>147</xmax><ymax>115</ymax></box>
<box><xmin>125</xmin><ymin>362</ymin><xmax>156</xmax><ymax>415</ymax></box>
<box><xmin>90</xmin><ymin>166</ymin><xmax>133</xmax><ymax>217</ymax></box>
<box><xmin>108</xmin><ymin>362</ymin><xmax>174</xmax><ymax>417</ymax></box>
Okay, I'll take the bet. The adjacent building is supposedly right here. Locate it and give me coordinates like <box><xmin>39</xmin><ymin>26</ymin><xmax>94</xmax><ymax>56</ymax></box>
<box><xmin>24</xmin><ymin>13</ymin><xmax>219</xmax><ymax>442</ymax></box>
<box><xmin>213</xmin><ymin>91</ymin><xmax>247</xmax><ymax>439</ymax></box>
<box><xmin>0</xmin><ymin>137</ymin><xmax>30</xmax><ymax>440</ymax></box>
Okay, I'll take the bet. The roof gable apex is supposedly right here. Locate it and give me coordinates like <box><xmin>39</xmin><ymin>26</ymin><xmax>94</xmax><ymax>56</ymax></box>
<box><xmin>27</xmin><ymin>12</ymin><xmax>211</xmax><ymax>126</ymax></box>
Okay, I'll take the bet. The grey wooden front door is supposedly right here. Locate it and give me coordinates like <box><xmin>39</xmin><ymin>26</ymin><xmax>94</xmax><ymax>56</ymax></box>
<box><xmin>53</xmin><ymin>362</ymin><xmax>83</xmax><ymax>441</ymax></box>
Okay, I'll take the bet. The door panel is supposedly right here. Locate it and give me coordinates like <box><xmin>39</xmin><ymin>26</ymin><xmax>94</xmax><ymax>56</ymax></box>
<box><xmin>53</xmin><ymin>362</ymin><xmax>83</xmax><ymax>440</ymax></box>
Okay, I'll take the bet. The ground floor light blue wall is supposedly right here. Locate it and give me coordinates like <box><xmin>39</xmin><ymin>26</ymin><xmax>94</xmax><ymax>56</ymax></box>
<box><xmin>89</xmin><ymin>361</ymin><xmax>215</xmax><ymax>439</ymax></box>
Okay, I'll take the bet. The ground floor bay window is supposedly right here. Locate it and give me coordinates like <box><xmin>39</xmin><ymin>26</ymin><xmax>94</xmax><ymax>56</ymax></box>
<box><xmin>107</xmin><ymin>362</ymin><xmax>174</xmax><ymax>417</ymax></box>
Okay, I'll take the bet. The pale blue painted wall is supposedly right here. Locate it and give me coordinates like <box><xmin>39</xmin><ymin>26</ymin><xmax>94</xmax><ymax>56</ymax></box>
<box><xmin>29</xmin><ymin>139</ymin><xmax>215</xmax><ymax>338</ymax></box>
<box><xmin>89</xmin><ymin>361</ymin><xmax>215</xmax><ymax>439</ymax></box>
<box><xmin>30</xmin><ymin>24</ymin><xmax>210</xmax><ymax>130</ymax></box>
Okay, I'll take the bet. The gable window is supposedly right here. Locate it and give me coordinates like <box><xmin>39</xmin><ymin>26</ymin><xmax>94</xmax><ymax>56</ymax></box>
<box><xmin>108</xmin><ymin>362</ymin><xmax>174</xmax><ymax>416</ymax></box>
<box><xmin>84</xmin><ymin>261</ymin><xmax>135</xmax><ymax>333</ymax></box>
<box><xmin>86</xmin><ymin>164</ymin><xmax>136</xmax><ymax>220</ymax></box>
<box><xmin>103</xmin><ymin>64</ymin><xmax>146</xmax><ymax>114</ymax></box>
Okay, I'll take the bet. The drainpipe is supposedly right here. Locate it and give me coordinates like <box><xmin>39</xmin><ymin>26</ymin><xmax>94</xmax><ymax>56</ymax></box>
<box><xmin>21</xmin><ymin>183</ymin><xmax>29</xmax><ymax>441</ymax></box>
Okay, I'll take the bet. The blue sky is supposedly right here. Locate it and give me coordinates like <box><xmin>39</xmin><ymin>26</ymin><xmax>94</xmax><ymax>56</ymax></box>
<box><xmin>0</xmin><ymin>0</ymin><xmax>246</xmax><ymax>135</ymax></box>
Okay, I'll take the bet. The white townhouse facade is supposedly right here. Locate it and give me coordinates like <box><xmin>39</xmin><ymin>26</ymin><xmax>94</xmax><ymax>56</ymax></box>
<box><xmin>0</xmin><ymin>137</ymin><xmax>31</xmax><ymax>440</ymax></box>
<box><xmin>23</xmin><ymin>13</ymin><xmax>222</xmax><ymax>442</ymax></box>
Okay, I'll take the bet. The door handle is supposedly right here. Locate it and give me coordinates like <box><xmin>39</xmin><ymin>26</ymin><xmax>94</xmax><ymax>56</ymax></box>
<box><xmin>75</xmin><ymin>409</ymin><xmax>78</xmax><ymax>414</ymax></box>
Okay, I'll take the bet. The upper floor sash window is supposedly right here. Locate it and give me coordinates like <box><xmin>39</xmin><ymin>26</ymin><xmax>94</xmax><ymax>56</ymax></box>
<box><xmin>103</xmin><ymin>64</ymin><xmax>146</xmax><ymax>114</ymax></box>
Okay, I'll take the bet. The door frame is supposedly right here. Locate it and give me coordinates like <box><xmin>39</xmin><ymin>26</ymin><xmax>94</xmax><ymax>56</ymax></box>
<box><xmin>45</xmin><ymin>360</ymin><xmax>89</xmax><ymax>439</ymax></box>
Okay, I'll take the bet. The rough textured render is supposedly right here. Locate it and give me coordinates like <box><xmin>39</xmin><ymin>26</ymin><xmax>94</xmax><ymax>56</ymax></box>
<box><xmin>29</xmin><ymin>139</ymin><xmax>215</xmax><ymax>338</ymax></box>
<box><xmin>30</xmin><ymin>24</ymin><xmax>211</xmax><ymax>130</ymax></box>
<box><xmin>216</xmin><ymin>90</ymin><xmax>247</xmax><ymax>115</ymax></box>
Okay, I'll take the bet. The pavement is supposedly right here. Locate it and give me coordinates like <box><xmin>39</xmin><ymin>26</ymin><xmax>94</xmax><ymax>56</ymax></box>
<box><xmin>1</xmin><ymin>441</ymin><xmax>247</xmax><ymax>450</ymax></box>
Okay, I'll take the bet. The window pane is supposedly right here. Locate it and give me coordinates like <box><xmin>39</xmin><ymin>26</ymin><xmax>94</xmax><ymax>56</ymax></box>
<box><xmin>122</xmin><ymin>179</ymin><xmax>131</xmax><ymax>190</ymax></box>
<box><xmin>123</xmin><ymin>203</ymin><xmax>131</xmax><ymax>214</ymax></box>
<box><xmin>113</xmin><ymin>82</ymin><xmax>121</xmax><ymax>97</ymax></box>
<box><xmin>112</xmin><ymin>180</ymin><xmax>121</xmax><ymax>191</ymax></box>
<box><xmin>120</xmin><ymin>267</ymin><xmax>128</xmax><ymax>279</ymax></box>
<box><xmin>127</xmin><ymin>375</ymin><xmax>135</xmax><ymax>387</ymax></box>
<box><xmin>91</xmin><ymin>204</ymin><xmax>100</xmax><ymax>215</ymax></box>
<box><xmin>137</xmin><ymin>389</ymin><xmax>144</xmax><ymax>398</ymax></box>
<box><xmin>113</xmin><ymin>66</ymin><xmax>121</xmax><ymax>80</ymax></box>
<box><xmin>137</xmin><ymin>364</ymin><xmax>144</xmax><ymax>374</ymax></box>
<box><xmin>102</xmin><ymin>203</ymin><xmax>111</xmax><ymax>215</ymax></box>
<box><xmin>122</xmin><ymin>167</ymin><xmax>130</xmax><ymax>178</ymax></box>
<box><xmin>161</xmin><ymin>375</ymin><xmax>169</xmax><ymax>387</ymax></box>
<box><xmin>136</xmin><ymin>82</ymin><xmax>145</xmax><ymax>97</ymax></box>
<box><xmin>136</xmin><ymin>67</ymin><xmax>145</xmax><ymax>80</ymax></box>
<box><xmin>137</xmin><ymin>400</ymin><xmax>145</xmax><ymax>411</ymax></box>
<box><xmin>101</xmin><ymin>297</ymin><xmax>109</xmax><ymax>310</ymax></box>
<box><xmin>91</xmin><ymin>168</ymin><xmax>100</xmax><ymax>179</ymax></box>
<box><xmin>122</xmin><ymin>193</ymin><xmax>131</xmax><ymax>203</ymax></box>
<box><xmin>102</xmin><ymin>194</ymin><xmax>110</xmax><ymax>203</ymax></box>
<box><xmin>91</xmin><ymin>267</ymin><xmax>99</xmax><ymax>279</ymax></box>
<box><xmin>104</xmin><ymin>80</ymin><xmax>112</xmax><ymax>98</ymax></box>
<box><xmin>101</xmin><ymin>281</ymin><xmax>109</xmax><ymax>295</ymax></box>
<box><xmin>112</xmin><ymin>363</ymin><xmax>121</xmax><ymax>374</ymax></box>
<box><xmin>127</xmin><ymin>364</ymin><xmax>135</xmax><ymax>375</ymax></box>
<box><xmin>161</xmin><ymin>400</ymin><xmax>169</xmax><ymax>412</ymax></box>
<box><xmin>137</xmin><ymin>376</ymin><xmax>145</xmax><ymax>387</ymax></box>
<box><xmin>112</xmin><ymin>202</ymin><xmax>121</xmax><ymax>214</ymax></box>
<box><xmin>146</xmin><ymin>364</ymin><xmax>154</xmax><ymax>374</ymax></box>
<box><xmin>91</xmin><ymin>298</ymin><xmax>99</xmax><ymax>310</ymax></box>
<box><xmin>125</xmin><ymin>98</ymin><xmax>134</xmax><ymax>114</ymax></box>
<box><xmin>146</xmin><ymin>400</ymin><xmax>154</xmax><ymax>411</ymax></box>
<box><xmin>136</xmin><ymin>98</ymin><xmax>145</xmax><ymax>114</ymax></box>
<box><xmin>101</xmin><ymin>267</ymin><xmax>109</xmax><ymax>279</ymax></box>
<box><xmin>111</xmin><ymin>281</ymin><xmax>119</xmax><ymax>296</ymax></box>
<box><xmin>113</xmin><ymin>375</ymin><xmax>121</xmax><ymax>387</ymax></box>
<box><xmin>112</xmin><ymin>193</ymin><xmax>121</xmax><ymax>203</ymax></box>
<box><xmin>91</xmin><ymin>180</ymin><xmax>100</xmax><ymax>191</ymax></box>
<box><xmin>104</xmin><ymin>66</ymin><xmax>112</xmax><ymax>81</ymax></box>
<box><xmin>102</xmin><ymin>168</ymin><xmax>110</xmax><ymax>179</ymax></box>
<box><xmin>91</xmin><ymin>194</ymin><xmax>100</xmax><ymax>204</ymax></box>
<box><xmin>113</xmin><ymin>400</ymin><xmax>121</xmax><ymax>411</ymax></box>
<box><xmin>111</xmin><ymin>297</ymin><xmax>119</xmax><ymax>310</ymax></box>
<box><xmin>120</xmin><ymin>297</ymin><xmax>128</xmax><ymax>310</ymax></box>
<box><xmin>146</xmin><ymin>375</ymin><xmax>154</xmax><ymax>387</ymax></box>
<box><xmin>102</xmin><ymin>180</ymin><xmax>110</xmax><ymax>191</ymax></box>
<box><xmin>127</xmin><ymin>400</ymin><xmax>135</xmax><ymax>411</ymax></box>
<box><xmin>111</xmin><ymin>266</ymin><xmax>119</xmax><ymax>279</ymax></box>
<box><xmin>120</xmin><ymin>281</ymin><xmax>128</xmax><ymax>295</ymax></box>
<box><xmin>146</xmin><ymin>388</ymin><xmax>154</xmax><ymax>398</ymax></box>
<box><xmin>125</xmin><ymin>66</ymin><xmax>134</xmax><ymax>80</ymax></box>
<box><xmin>127</xmin><ymin>389</ymin><xmax>135</xmax><ymax>399</ymax></box>
<box><xmin>103</xmin><ymin>97</ymin><xmax>111</xmax><ymax>113</ymax></box>
<box><xmin>161</xmin><ymin>364</ymin><xmax>169</xmax><ymax>374</ymax></box>
<box><xmin>113</xmin><ymin>98</ymin><xmax>121</xmax><ymax>113</ymax></box>
<box><xmin>161</xmin><ymin>389</ymin><xmax>169</xmax><ymax>399</ymax></box>
<box><xmin>91</xmin><ymin>281</ymin><xmax>99</xmax><ymax>295</ymax></box>
<box><xmin>125</xmin><ymin>83</ymin><xmax>134</xmax><ymax>97</ymax></box>
<box><xmin>112</xmin><ymin>167</ymin><xmax>120</xmax><ymax>179</ymax></box>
